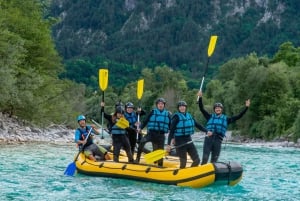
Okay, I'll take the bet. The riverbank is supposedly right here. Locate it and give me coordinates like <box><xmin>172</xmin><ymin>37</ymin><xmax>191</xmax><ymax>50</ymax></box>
<box><xmin>0</xmin><ymin>113</ymin><xmax>74</xmax><ymax>144</ymax></box>
<box><xmin>1</xmin><ymin>112</ymin><xmax>299</xmax><ymax>148</ymax></box>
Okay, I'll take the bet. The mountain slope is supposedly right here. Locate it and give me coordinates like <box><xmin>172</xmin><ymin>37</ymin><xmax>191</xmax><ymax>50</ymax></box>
<box><xmin>50</xmin><ymin>0</ymin><xmax>300</xmax><ymax>72</ymax></box>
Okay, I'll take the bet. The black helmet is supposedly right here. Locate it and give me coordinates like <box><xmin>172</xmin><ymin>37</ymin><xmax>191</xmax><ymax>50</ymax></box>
<box><xmin>115</xmin><ymin>101</ymin><xmax>123</xmax><ymax>109</ymax></box>
<box><xmin>156</xmin><ymin>98</ymin><xmax>166</xmax><ymax>105</ymax></box>
<box><xmin>115</xmin><ymin>106</ymin><xmax>125</xmax><ymax>114</ymax></box>
<box><xmin>125</xmin><ymin>102</ymin><xmax>134</xmax><ymax>108</ymax></box>
<box><xmin>213</xmin><ymin>102</ymin><xmax>223</xmax><ymax>109</ymax></box>
<box><xmin>177</xmin><ymin>101</ymin><xmax>187</xmax><ymax>108</ymax></box>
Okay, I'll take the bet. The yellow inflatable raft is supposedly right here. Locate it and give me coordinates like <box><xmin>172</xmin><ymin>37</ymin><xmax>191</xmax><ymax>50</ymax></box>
<box><xmin>75</xmin><ymin>153</ymin><xmax>243</xmax><ymax>188</ymax></box>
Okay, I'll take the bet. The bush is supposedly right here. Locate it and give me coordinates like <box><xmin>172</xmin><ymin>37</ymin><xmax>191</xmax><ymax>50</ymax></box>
<box><xmin>293</xmin><ymin>111</ymin><xmax>300</xmax><ymax>143</ymax></box>
<box><xmin>257</xmin><ymin>116</ymin><xmax>278</xmax><ymax>140</ymax></box>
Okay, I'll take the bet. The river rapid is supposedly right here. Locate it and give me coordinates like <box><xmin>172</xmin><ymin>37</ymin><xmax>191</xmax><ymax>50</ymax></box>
<box><xmin>1</xmin><ymin>141</ymin><xmax>299</xmax><ymax>201</ymax></box>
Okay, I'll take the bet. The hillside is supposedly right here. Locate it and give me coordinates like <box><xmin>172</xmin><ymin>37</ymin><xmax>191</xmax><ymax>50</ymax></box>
<box><xmin>50</xmin><ymin>0</ymin><xmax>300</xmax><ymax>72</ymax></box>
<box><xmin>1</xmin><ymin>0</ymin><xmax>299</xmax><ymax>140</ymax></box>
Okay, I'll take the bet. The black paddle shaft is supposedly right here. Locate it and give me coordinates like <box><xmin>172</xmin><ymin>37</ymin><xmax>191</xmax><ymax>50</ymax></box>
<box><xmin>172</xmin><ymin>140</ymin><xmax>193</xmax><ymax>149</ymax></box>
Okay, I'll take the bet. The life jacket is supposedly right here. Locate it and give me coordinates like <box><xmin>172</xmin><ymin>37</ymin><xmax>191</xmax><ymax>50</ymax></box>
<box><xmin>206</xmin><ymin>114</ymin><xmax>227</xmax><ymax>136</ymax></box>
<box><xmin>124</xmin><ymin>112</ymin><xmax>137</xmax><ymax>127</ymax></box>
<box><xmin>77</xmin><ymin>126</ymin><xmax>93</xmax><ymax>148</ymax></box>
<box><xmin>147</xmin><ymin>108</ymin><xmax>170</xmax><ymax>133</ymax></box>
<box><xmin>111</xmin><ymin>119</ymin><xmax>127</xmax><ymax>135</ymax></box>
<box><xmin>173</xmin><ymin>112</ymin><xmax>195</xmax><ymax>136</ymax></box>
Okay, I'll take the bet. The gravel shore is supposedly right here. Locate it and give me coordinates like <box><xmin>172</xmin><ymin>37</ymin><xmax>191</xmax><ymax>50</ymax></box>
<box><xmin>1</xmin><ymin>112</ymin><xmax>299</xmax><ymax>148</ymax></box>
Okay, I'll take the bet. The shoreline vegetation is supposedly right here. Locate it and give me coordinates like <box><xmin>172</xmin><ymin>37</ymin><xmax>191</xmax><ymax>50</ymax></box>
<box><xmin>1</xmin><ymin>112</ymin><xmax>299</xmax><ymax>148</ymax></box>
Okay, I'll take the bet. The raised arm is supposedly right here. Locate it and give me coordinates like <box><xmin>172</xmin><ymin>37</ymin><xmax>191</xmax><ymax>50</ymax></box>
<box><xmin>100</xmin><ymin>102</ymin><xmax>113</xmax><ymax>122</ymax></box>
<box><xmin>197</xmin><ymin>91</ymin><xmax>211</xmax><ymax>120</ymax></box>
<box><xmin>227</xmin><ymin>99</ymin><xmax>250</xmax><ymax>124</ymax></box>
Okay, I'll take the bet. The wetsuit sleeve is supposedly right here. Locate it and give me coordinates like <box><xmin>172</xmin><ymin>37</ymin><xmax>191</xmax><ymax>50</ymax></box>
<box><xmin>198</xmin><ymin>97</ymin><xmax>211</xmax><ymax>120</ymax></box>
<box><xmin>138</xmin><ymin>109</ymin><xmax>146</xmax><ymax>116</ymax></box>
<box><xmin>140</xmin><ymin>110</ymin><xmax>153</xmax><ymax>130</ymax></box>
<box><xmin>101</xmin><ymin>106</ymin><xmax>113</xmax><ymax>121</ymax></box>
<box><xmin>167</xmin><ymin>114</ymin><xmax>179</xmax><ymax>145</ymax></box>
<box><xmin>227</xmin><ymin>107</ymin><xmax>249</xmax><ymax>124</ymax></box>
<box><xmin>193</xmin><ymin>118</ymin><xmax>208</xmax><ymax>133</ymax></box>
<box><xmin>168</xmin><ymin>111</ymin><xmax>172</xmax><ymax>130</ymax></box>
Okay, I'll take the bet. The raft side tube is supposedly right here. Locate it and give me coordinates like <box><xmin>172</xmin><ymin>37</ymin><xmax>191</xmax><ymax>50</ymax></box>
<box><xmin>75</xmin><ymin>153</ymin><xmax>216</xmax><ymax>188</ymax></box>
<box><xmin>213</xmin><ymin>161</ymin><xmax>243</xmax><ymax>186</ymax></box>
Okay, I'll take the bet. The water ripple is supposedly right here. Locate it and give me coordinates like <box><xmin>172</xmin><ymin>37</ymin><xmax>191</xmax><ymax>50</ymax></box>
<box><xmin>0</xmin><ymin>143</ymin><xmax>299</xmax><ymax>200</ymax></box>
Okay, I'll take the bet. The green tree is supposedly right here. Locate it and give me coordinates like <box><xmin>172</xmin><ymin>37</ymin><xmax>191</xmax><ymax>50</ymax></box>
<box><xmin>0</xmin><ymin>27</ymin><xmax>25</xmax><ymax>115</ymax></box>
<box><xmin>0</xmin><ymin>0</ymin><xmax>82</xmax><ymax>126</ymax></box>
<box><xmin>272</xmin><ymin>42</ymin><xmax>300</xmax><ymax>67</ymax></box>
<box><xmin>204</xmin><ymin>52</ymin><xmax>299</xmax><ymax>139</ymax></box>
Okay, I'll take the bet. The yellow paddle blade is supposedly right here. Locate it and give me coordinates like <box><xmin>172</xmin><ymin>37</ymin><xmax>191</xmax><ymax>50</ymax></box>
<box><xmin>207</xmin><ymin>35</ymin><xmax>218</xmax><ymax>57</ymax></box>
<box><xmin>115</xmin><ymin>117</ymin><xmax>129</xmax><ymax>129</ymax></box>
<box><xmin>99</xmin><ymin>69</ymin><xmax>108</xmax><ymax>91</ymax></box>
<box><xmin>144</xmin><ymin>149</ymin><xmax>166</xmax><ymax>164</ymax></box>
<box><xmin>137</xmin><ymin>79</ymin><xmax>144</xmax><ymax>100</ymax></box>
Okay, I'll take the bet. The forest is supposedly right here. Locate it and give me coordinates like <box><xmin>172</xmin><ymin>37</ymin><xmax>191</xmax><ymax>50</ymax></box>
<box><xmin>0</xmin><ymin>0</ymin><xmax>299</xmax><ymax>142</ymax></box>
<box><xmin>51</xmin><ymin>0</ymin><xmax>300</xmax><ymax>89</ymax></box>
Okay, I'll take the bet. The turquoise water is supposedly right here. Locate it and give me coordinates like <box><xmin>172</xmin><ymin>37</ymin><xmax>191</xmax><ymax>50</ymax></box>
<box><xmin>1</xmin><ymin>142</ymin><xmax>299</xmax><ymax>201</ymax></box>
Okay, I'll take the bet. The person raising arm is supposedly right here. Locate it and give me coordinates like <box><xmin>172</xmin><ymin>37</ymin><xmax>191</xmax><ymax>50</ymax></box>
<box><xmin>197</xmin><ymin>91</ymin><xmax>250</xmax><ymax>165</ymax></box>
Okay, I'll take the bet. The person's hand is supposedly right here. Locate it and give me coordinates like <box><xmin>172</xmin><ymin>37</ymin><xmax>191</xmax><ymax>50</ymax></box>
<box><xmin>166</xmin><ymin>145</ymin><xmax>171</xmax><ymax>153</ymax></box>
<box><xmin>170</xmin><ymin>138</ymin><xmax>175</xmax><ymax>146</ymax></box>
<box><xmin>197</xmin><ymin>90</ymin><xmax>203</xmax><ymax>97</ymax></box>
<box><xmin>104</xmin><ymin>152</ymin><xmax>111</xmax><ymax>160</ymax></box>
<box><xmin>91</xmin><ymin>124</ymin><xmax>97</xmax><ymax>130</ymax></box>
<box><xmin>135</xmin><ymin>121</ymin><xmax>140</xmax><ymax>127</ymax></box>
<box><xmin>246</xmin><ymin>99</ymin><xmax>251</xmax><ymax>107</ymax></box>
<box><xmin>207</xmin><ymin>131</ymin><xmax>213</xmax><ymax>137</ymax></box>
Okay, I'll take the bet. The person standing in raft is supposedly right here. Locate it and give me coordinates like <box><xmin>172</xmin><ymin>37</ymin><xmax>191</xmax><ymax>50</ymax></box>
<box><xmin>75</xmin><ymin>115</ymin><xmax>111</xmax><ymax>161</ymax></box>
<box><xmin>101</xmin><ymin>102</ymin><xmax>134</xmax><ymax>163</ymax></box>
<box><xmin>105</xmin><ymin>101</ymin><xmax>124</xmax><ymax>134</ymax></box>
<box><xmin>124</xmin><ymin>102</ymin><xmax>146</xmax><ymax>154</ymax></box>
<box><xmin>135</xmin><ymin>98</ymin><xmax>171</xmax><ymax>166</ymax></box>
<box><xmin>197</xmin><ymin>91</ymin><xmax>250</xmax><ymax>165</ymax></box>
<box><xmin>166</xmin><ymin>101</ymin><xmax>208</xmax><ymax>168</ymax></box>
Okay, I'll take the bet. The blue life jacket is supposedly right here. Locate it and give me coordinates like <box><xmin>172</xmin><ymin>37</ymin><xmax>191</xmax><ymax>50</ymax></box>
<box><xmin>147</xmin><ymin>108</ymin><xmax>170</xmax><ymax>133</ymax></box>
<box><xmin>173</xmin><ymin>112</ymin><xmax>195</xmax><ymax>136</ymax></box>
<box><xmin>77</xmin><ymin>126</ymin><xmax>93</xmax><ymax>148</ymax></box>
<box><xmin>206</xmin><ymin>114</ymin><xmax>227</xmax><ymax>136</ymax></box>
<box><xmin>124</xmin><ymin>112</ymin><xmax>137</xmax><ymax>127</ymax></box>
<box><xmin>111</xmin><ymin>119</ymin><xmax>127</xmax><ymax>135</ymax></box>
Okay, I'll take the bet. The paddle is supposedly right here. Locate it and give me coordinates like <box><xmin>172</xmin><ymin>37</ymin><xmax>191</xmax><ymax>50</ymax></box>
<box><xmin>136</xmin><ymin>79</ymin><xmax>144</xmax><ymax>140</ymax></box>
<box><xmin>99</xmin><ymin>69</ymin><xmax>109</xmax><ymax>139</ymax></box>
<box><xmin>64</xmin><ymin>127</ymin><xmax>93</xmax><ymax>176</ymax></box>
<box><xmin>197</xmin><ymin>35</ymin><xmax>218</xmax><ymax>101</ymax></box>
<box><xmin>91</xmin><ymin>119</ymin><xmax>111</xmax><ymax>136</ymax></box>
<box><xmin>144</xmin><ymin>136</ymin><xmax>206</xmax><ymax>164</ymax></box>
<box><xmin>115</xmin><ymin>117</ymin><xmax>130</xmax><ymax>129</ymax></box>
<box><xmin>144</xmin><ymin>141</ymin><xmax>194</xmax><ymax>164</ymax></box>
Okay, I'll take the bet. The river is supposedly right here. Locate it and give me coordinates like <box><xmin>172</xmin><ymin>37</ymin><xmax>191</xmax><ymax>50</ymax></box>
<box><xmin>0</xmin><ymin>141</ymin><xmax>299</xmax><ymax>201</ymax></box>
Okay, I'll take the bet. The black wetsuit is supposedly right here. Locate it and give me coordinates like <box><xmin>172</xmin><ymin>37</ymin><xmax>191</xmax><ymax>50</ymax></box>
<box><xmin>168</xmin><ymin>112</ymin><xmax>207</xmax><ymax>168</ymax></box>
<box><xmin>198</xmin><ymin>97</ymin><xmax>248</xmax><ymax>164</ymax></box>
